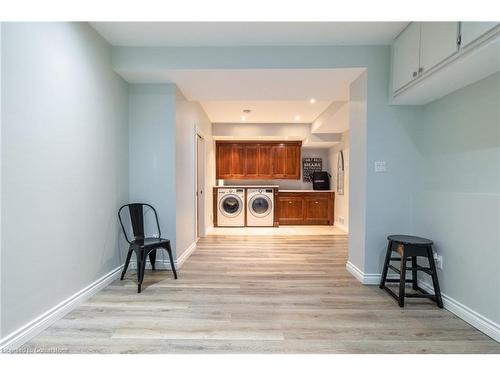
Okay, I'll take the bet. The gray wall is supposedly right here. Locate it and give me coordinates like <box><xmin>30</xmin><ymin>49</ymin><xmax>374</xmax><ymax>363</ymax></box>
<box><xmin>175</xmin><ymin>90</ymin><xmax>213</xmax><ymax>255</ymax></box>
<box><xmin>413</xmin><ymin>73</ymin><xmax>500</xmax><ymax>324</ymax></box>
<box><xmin>1</xmin><ymin>23</ymin><xmax>129</xmax><ymax>338</ymax></box>
<box><xmin>128</xmin><ymin>84</ymin><xmax>177</xmax><ymax>254</ymax></box>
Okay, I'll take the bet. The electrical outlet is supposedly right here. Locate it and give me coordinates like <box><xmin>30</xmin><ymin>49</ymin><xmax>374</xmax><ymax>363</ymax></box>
<box><xmin>338</xmin><ymin>216</ymin><xmax>345</xmax><ymax>225</ymax></box>
<box><xmin>434</xmin><ymin>253</ymin><xmax>443</xmax><ymax>269</ymax></box>
<box><xmin>374</xmin><ymin>161</ymin><xmax>387</xmax><ymax>173</ymax></box>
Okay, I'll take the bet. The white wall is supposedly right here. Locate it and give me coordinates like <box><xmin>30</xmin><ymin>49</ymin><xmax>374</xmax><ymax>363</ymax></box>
<box><xmin>128</xmin><ymin>84</ymin><xmax>177</xmax><ymax>253</ymax></box>
<box><xmin>213</xmin><ymin>122</ymin><xmax>311</xmax><ymax>139</ymax></box>
<box><xmin>175</xmin><ymin>90</ymin><xmax>213</xmax><ymax>257</ymax></box>
<box><xmin>1</xmin><ymin>23</ymin><xmax>129</xmax><ymax>339</ymax></box>
<box><xmin>329</xmin><ymin>130</ymin><xmax>349</xmax><ymax>231</ymax></box>
<box><xmin>412</xmin><ymin>72</ymin><xmax>499</xmax><ymax>329</ymax></box>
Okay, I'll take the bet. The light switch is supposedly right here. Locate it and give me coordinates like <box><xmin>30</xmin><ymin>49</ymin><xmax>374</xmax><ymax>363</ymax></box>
<box><xmin>374</xmin><ymin>161</ymin><xmax>386</xmax><ymax>173</ymax></box>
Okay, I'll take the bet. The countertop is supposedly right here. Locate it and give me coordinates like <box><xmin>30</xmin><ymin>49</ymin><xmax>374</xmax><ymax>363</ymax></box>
<box><xmin>279</xmin><ymin>189</ymin><xmax>335</xmax><ymax>193</ymax></box>
<box><xmin>214</xmin><ymin>185</ymin><xmax>280</xmax><ymax>188</ymax></box>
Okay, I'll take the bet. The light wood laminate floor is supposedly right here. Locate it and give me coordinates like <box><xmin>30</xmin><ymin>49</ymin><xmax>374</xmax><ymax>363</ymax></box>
<box><xmin>24</xmin><ymin>234</ymin><xmax>499</xmax><ymax>353</ymax></box>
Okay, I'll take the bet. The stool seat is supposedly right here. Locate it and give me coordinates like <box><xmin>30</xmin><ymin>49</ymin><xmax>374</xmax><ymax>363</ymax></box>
<box><xmin>380</xmin><ymin>234</ymin><xmax>443</xmax><ymax>308</ymax></box>
<box><xmin>387</xmin><ymin>235</ymin><xmax>433</xmax><ymax>246</ymax></box>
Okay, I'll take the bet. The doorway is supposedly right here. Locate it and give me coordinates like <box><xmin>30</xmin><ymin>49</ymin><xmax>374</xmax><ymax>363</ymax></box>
<box><xmin>196</xmin><ymin>133</ymin><xmax>206</xmax><ymax>239</ymax></box>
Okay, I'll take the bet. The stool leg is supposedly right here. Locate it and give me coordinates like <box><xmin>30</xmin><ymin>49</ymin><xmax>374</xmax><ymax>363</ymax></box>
<box><xmin>379</xmin><ymin>240</ymin><xmax>392</xmax><ymax>289</ymax></box>
<box><xmin>427</xmin><ymin>246</ymin><xmax>444</xmax><ymax>308</ymax></box>
<box><xmin>398</xmin><ymin>250</ymin><xmax>407</xmax><ymax>307</ymax></box>
<box><xmin>411</xmin><ymin>256</ymin><xmax>418</xmax><ymax>291</ymax></box>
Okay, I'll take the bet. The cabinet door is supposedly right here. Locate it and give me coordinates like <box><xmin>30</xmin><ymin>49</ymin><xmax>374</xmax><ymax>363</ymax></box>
<box><xmin>271</xmin><ymin>144</ymin><xmax>287</xmax><ymax>178</ymax></box>
<box><xmin>460</xmin><ymin>22</ymin><xmax>499</xmax><ymax>48</ymax></box>
<box><xmin>258</xmin><ymin>144</ymin><xmax>273</xmax><ymax>178</ymax></box>
<box><xmin>392</xmin><ymin>22</ymin><xmax>421</xmax><ymax>92</ymax></box>
<box><xmin>304</xmin><ymin>197</ymin><xmax>330</xmax><ymax>224</ymax></box>
<box><xmin>231</xmin><ymin>144</ymin><xmax>245</xmax><ymax>178</ymax></box>
<box><xmin>278</xmin><ymin>196</ymin><xmax>304</xmax><ymax>224</ymax></box>
<box><xmin>284</xmin><ymin>144</ymin><xmax>300</xmax><ymax>179</ymax></box>
<box><xmin>216</xmin><ymin>144</ymin><xmax>232</xmax><ymax>179</ymax></box>
<box><xmin>244</xmin><ymin>145</ymin><xmax>259</xmax><ymax>177</ymax></box>
<box><xmin>420</xmin><ymin>22</ymin><xmax>459</xmax><ymax>74</ymax></box>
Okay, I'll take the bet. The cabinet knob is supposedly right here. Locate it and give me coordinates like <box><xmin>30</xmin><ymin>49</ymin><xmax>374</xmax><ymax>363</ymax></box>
<box><xmin>412</xmin><ymin>71</ymin><xmax>417</xmax><ymax>78</ymax></box>
<box><xmin>289</xmin><ymin>201</ymin><xmax>292</xmax><ymax>204</ymax></box>
<box><xmin>315</xmin><ymin>201</ymin><xmax>319</xmax><ymax>204</ymax></box>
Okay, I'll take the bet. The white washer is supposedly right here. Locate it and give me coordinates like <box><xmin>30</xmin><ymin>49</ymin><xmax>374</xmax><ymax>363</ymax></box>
<box><xmin>217</xmin><ymin>188</ymin><xmax>245</xmax><ymax>227</ymax></box>
<box><xmin>247</xmin><ymin>188</ymin><xmax>274</xmax><ymax>227</ymax></box>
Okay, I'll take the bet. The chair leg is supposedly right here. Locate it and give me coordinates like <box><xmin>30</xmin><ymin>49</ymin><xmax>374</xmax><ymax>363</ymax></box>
<box><xmin>137</xmin><ymin>250</ymin><xmax>147</xmax><ymax>293</ymax></box>
<box><xmin>149</xmin><ymin>249</ymin><xmax>157</xmax><ymax>271</ymax></box>
<box><xmin>379</xmin><ymin>240</ymin><xmax>392</xmax><ymax>289</ymax></box>
<box><xmin>427</xmin><ymin>246</ymin><xmax>444</xmax><ymax>308</ymax></box>
<box><xmin>411</xmin><ymin>256</ymin><xmax>418</xmax><ymax>291</ymax></box>
<box><xmin>398</xmin><ymin>250</ymin><xmax>407</xmax><ymax>307</ymax></box>
<box><xmin>166</xmin><ymin>243</ymin><xmax>177</xmax><ymax>279</ymax></box>
<box><xmin>121</xmin><ymin>248</ymin><xmax>133</xmax><ymax>280</ymax></box>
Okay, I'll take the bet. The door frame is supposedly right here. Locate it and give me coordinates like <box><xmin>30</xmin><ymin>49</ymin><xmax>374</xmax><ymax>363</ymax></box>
<box><xmin>194</xmin><ymin>126</ymin><xmax>208</xmax><ymax>240</ymax></box>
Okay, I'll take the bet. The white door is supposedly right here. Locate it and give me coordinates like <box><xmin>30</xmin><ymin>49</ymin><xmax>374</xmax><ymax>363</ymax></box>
<box><xmin>420</xmin><ymin>22</ymin><xmax>459</xmax><ymax>74</ymax></box>
<box><xmin>196</xmin><ymin>134</ymin><xmax>205</xmax><ymax>239</ymax></box>
<box><xmin>392</xmin><ymin>22</ymin><xmax>421</xmax><ymax>92</ymax></box>
<box><xmin>460</xmin><ymin>22</ymin><xmax>499</xmax><ymax>48</ymax></box>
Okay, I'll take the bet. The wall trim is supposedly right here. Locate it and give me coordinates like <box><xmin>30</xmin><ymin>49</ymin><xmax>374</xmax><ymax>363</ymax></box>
<box><xmin>0</xmin><ymin>265</ymin><xmax>123</xmax><ymax>352</ymax></box>
<box><xmin>128</xmin><ymin>241</ymin><xmax>197</xmax><ymax>271</ymax></box>
<box><xmin>418</xmin><ymin>280</ymin><xmax>500</xmax><ymax>343</ymax></box>
<box><xmin>345</xmin><ymin>262</ymin><xmax>500</xmax><ymax>343</ymax></box>
<box><xmin>334</xmin><ymin>222</ymin><xmax>349</xmax><ymax>233</ymax></box>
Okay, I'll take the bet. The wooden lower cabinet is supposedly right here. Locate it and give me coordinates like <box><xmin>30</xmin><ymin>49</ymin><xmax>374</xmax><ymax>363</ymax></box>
<box><xmin>278</xmin><ymin>191</ymin><xmax>334</xmax><ymax>225</ymax></box>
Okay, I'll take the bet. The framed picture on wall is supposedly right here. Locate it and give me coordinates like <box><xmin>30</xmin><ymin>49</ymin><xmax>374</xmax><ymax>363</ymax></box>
<box><xmin>337</xmin><ymin>150</ymin><xmax>344</xmax><ymax>195</ymax></box>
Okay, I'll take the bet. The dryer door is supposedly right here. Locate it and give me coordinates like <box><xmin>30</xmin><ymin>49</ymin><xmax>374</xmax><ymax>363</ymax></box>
<box><xmin>249</xmin><ymin>195</ymin><xmax>272</xmax><ymax>218</ymax></box>
<box><xmin>220</xmin><ymin>195</ymin><xmax>243</xmax><ymax>217</ymax></box>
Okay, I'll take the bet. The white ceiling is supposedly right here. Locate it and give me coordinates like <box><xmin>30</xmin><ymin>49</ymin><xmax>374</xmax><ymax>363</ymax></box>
<box><xmin>204</xmin><ymin>100</ymin><xmax>332</xmax><ymax>123</ymax></box>
<box><xmin>91</xmin><ymin>22</ymin><xmax>408</xmax><ymax>47</ymax></box>
<box><xmin>116</xmin><ymin>68</ymin><xmax>364</xmax><ymax>123</ymax></box>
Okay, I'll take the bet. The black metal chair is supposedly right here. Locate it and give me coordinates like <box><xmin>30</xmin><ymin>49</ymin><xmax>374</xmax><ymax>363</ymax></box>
<box><xmin>379</xmin><ymin>235</ymin><xmax>443</xmax><ymax>308</ymax></box>
<box><xmin>118</xmin><ymin>203</ymin><xmax>177</xmax><ymax>293</ymax></box>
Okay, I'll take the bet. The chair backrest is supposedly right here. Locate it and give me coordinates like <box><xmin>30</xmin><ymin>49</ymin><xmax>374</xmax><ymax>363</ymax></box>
<box><xmin>118</xmin><ymin>203</ymin><xmax>161</xmax><ymax>244</ymax></box>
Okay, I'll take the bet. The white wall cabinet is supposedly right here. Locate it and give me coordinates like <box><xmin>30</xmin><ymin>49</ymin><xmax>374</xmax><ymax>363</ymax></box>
<box><xmin>420</xmin><ymin>22</ymin><xmax>459</xmax><ymax>75</ymax></box>
<box><xmin>392</xmin><ymin>22</ymin><xmax>421</xmax><ymax>92</ymax></box>
<box><xmin>460</xmin><ymin>22</ymin><xmax>499</xmax><ymax>48</ymax></box>
<box><xmin>391</xmin><ymin>22</ymin><xmax>500</xmax><ymax>104</ymax></box>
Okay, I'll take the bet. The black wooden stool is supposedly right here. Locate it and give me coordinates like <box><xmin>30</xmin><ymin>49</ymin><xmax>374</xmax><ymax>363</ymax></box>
<box><xmin>379</xmin><ymin>235</ymin><xmax>443</xmax><ymax>308</ymax></box>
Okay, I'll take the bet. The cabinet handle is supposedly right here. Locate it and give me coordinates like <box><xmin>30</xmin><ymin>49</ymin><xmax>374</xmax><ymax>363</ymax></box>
<box><xmin>419</xmin><ymin>67</ymin><xmax>424</xmax><ymax>74</ymax></box>
<box><xmin>315</xmin><ymin>201</ymin><xmax>319</xmax><ymax>204</ymax></box>
<box><xmin>412</xmin><ymin>71</ymin><xmax>417</xmax><ymax>78</ymax></box>
<box><xmin>289</xmin><ymin>201</ymin><xmax>292</xmax><ymax>204</ymax></box>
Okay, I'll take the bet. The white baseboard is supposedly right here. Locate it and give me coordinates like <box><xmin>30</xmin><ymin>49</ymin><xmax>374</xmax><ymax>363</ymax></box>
<box><xmin>0</xmin><ymin>265</ymin><xmax>123</xmax><ymax>352</ymax></box>
<box><xmin>128</xmin><ymin>241</ymin><xmax>197</xmax><ymax>271</ymax></box>
<box><xmin>345</xmin><ymin>261</ymin><xmax>500</xmax><ymax>343</ymax></box>
<box><xmin>334</xmin><ymin>222</ymin><xmax>349</xmax><ymax>233</ymax></box>
<box><xmin>418</xmin><ymin>280</ymin><xmax>500</xmax><ymax>343</ymax></box>
<box><xmin>345</xmin><ymin>261</ymin><xmax>383</xmax><ymax>285</ymax></box>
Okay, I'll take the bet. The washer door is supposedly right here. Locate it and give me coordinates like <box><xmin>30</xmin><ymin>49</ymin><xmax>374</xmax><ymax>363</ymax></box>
<box><xmin>249</xmin><ymin>195</ymin><xmax>272</xmax><ymax>218</ymax></box>
<box><xmin>219</xmin><ymin>195</ymin><xmax>243</xmax><ymax>217</ymax></box>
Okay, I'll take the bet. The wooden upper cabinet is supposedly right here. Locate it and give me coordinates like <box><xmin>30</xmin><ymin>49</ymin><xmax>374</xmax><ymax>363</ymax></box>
<box><xmin>285</xmin><ymin>144</ymin><xmax>300</xmax><ymax>178</ymax></box>
<box><xmin>244</xmin><ymin>145</ymin><xmax>259</xmax><ymax>177</ymax></box>
<box><xmin>231</xmin><ymin>144</ymin><xmax>245</xmax><ymax>178</ymax></box>
<box><xmin>271</xmin><ymin>144</ymin><xmax>287</xmax><ymax>178</ymax></box>
<box><xmin>216</xmin><ymin>143</ymin><xmax>233</xmax><ymax>179</ymax></box>
<box><xmin>257</xmin><ymin>144</ymin><xmax>273</xmax><ymax>178</ymax></box>
<box><xmin>216</xmin><ymin>141</ymin><xmax>301</xmax><ymax>180</ymax></box>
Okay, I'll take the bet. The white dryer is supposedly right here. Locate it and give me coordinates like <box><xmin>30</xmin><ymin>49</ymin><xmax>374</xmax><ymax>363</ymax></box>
<box><xmin>217</xmin><ymin>188</ymin><xmax>245</xmax><ymax>227</ymax></box>
<box><xmin>247</xmin><ymin>188</ymin><xmax>274</xmax><ymax>227</ymax></box>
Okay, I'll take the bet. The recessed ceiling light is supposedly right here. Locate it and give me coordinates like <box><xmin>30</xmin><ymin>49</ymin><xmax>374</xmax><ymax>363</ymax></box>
<box><xmin>295</xmin><ymin>115</ymin><xmax>301</xmax><ymax>121</ymax></box>
<box><xmin>241</xmin><ymin>115</ymin><xmax>246</xmax><ymax>121</ymax></box>
<box><xmin>309</xmin><ymin>98</ymin><xmax>316</xmax><ymax>104</ymax></box>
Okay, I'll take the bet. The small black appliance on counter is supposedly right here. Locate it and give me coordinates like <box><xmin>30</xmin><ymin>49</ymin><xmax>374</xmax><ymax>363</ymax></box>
<box><xmin>311</xmin><ymin>171</ymin><xmax>331</xmax><ymax>190</ymax></box>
